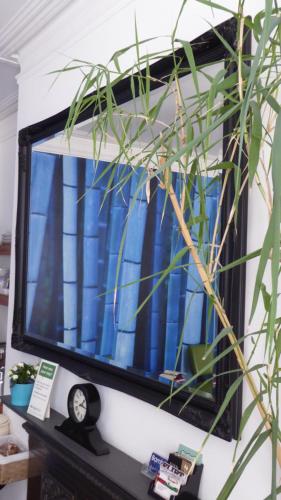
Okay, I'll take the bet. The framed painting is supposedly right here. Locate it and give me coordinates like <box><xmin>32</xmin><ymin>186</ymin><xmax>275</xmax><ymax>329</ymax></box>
<box><xmin>13</xmin><ymin>16</ymin><xmax>250</xmax><ymax>440</ymax></box>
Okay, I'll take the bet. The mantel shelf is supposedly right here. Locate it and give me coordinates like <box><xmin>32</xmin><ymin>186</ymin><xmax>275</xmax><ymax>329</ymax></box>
<box><xmin>0</xmin><ymin>294</ymin><xmax>8</xmax><ymax>306</ymax></box>
<box><xmin>2</xmin><ymin>396</ymin><xmax>152</xmax><ymax>500</ymax></box>
<box><xmin>0</xmin><ymin>244</ymin><xmax>11</xmax><ymax>256</ymax></box>
<box><xmin>2</xmin><ymin>396</ymin><xmax>202</xmax><ymax>500</ymax></box>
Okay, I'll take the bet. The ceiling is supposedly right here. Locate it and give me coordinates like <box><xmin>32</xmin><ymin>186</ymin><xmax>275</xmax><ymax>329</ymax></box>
<box><xmin>0</xmin><ymin>0</ymin><xmax>25</xmax><ymax>113</ymax></box>
<box><xmin>0</xmin><ymin>0</ymin><xmax>29</xmax><ymax>32</ymax></box>
<box><xmin>0</xmin><ymin>0</ymin><xmax>73</xmax><ymax>119</ymax></box>
<box><xmin>0</xmin><ymin>63</ymin><xmax>18</xmax><ymax>101</ymax></box>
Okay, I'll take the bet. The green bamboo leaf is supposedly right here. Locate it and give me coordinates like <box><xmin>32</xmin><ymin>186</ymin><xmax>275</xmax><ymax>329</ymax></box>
<box><xmin>267</xmin><ymin>109</ymin><xmax>281</xmax><ymax>353</ymax></box>
<box><xmin>180</xmin><ymin>376</ymin><xmax>215</xmax><ymax>405</ymax></box>
<box><xmin>160</xmin><ymin>336</ymin><xmax>248</xmax><ymax>407</ymax></box>
<box><xmin>271</xmin><ymin>416</ymin><xmax>278</xmax><ymax>500</ymax></box>
<box><xmin>207</xmin><ymin>161</ymin><xmax>235</xmax><ymax>172</ymax></box>
<box><xmin>180</xmin><ymin>366</ymin><xmax>247</xmax><ymax>411</ymax></box>
<box><xmin>216</xmin><ymin>71</ymin><xmax>238</xmax><ymax>93</ymax></box>
<box><xmin>250</xmin><ymin>216</ymin><xmax>273</xmax><ymax>322</ymax></box>
<box><xmin>204</xmin><ymin>20</ymin><xmax>238</xmax><ymax>61</ymax></box>
<box><xmin>200</xmin><ymin>365</ymin><xmax>266</xmax><ymax>457</ymax></box>
<box><xmin>236</xmin><ymin>417</ymin><xmax>269</xmax><ymax>469</ymax></box>
<box><xmin>265</xmin><ymin>94</ymin><xmax>281</xmax><ymax>113</ymax></box>
<box><xmin>261</xmin><ymin>283</ymin><xmax>271</xmax><ymax>312</ymax></box>
<box><xmin>238</xmin><ymin>6</ymin><xmax>281</xmax><ymax>171</ymax></box>
<box><xmin>253</xmin><ymin>9</ymin><xmax>263</xmax><ymax>40</ymax></box>
<box><xmin>108</xmin><ymin>35</ymin><xmax>159</xmax><ymax>64</ymax></box>
<box><xmin>233</xmin><ymin>165</ymin><xmax>241</xmax><ymax>223</ymax></box>
<box><xmin>134</xmin><ymin>247</ymin><xmax>188</xmax><ymax>317</ymax></box>
<box><xmin>68</xmin><ymin>66</ymin><xmax>96</xmax><ymax>134</ymax></box>
<box><xmin>264</xmin><ymin>486</ymin><xmax>281</xmax><ymax>500</ymax></box>
<box><xmin>178</xmin><ymin>39</ymin><xmax>207</xmax><ymax>160</ymax></box>
<box><xmin>202</xmin><ymin>327</ymin><xmax>234</xmax><ymax>358</ymax></box>
<box><xmin>145</xmin><ymin>59</ymin><xmax>150</xmax><ymax>114</ymax></box>
<box><xmin>194</xmin><ymin>0</ymin><xmax>236</xmax><ymax>15</ymax></box>
<box><xmin>98</xmin><ymin>262</ymin><xmax>189</xmax><ymax>299</ymax></box>
<box><xmin>172</xmin><ymin>288</ymin><xmax>200</xmax><ymax>381</ymax></box>
<box><xmin>233</xmin><ymin>390</ymin><xmax>266</xmax><ymax>462</ymax></box>
<box><xmin>218</xmin><ymin>248</ymin><xmax>262</xmax><ymax>274</ymax></box>
<box><xmin>179</xmin><ymin>40</ymin><xmax>200</xmax><ymax>96</ymax></box>
<box><xmin>248</xmin><ymin>101</ymin><xmax>263</xmax><ymax>185</ymax></box>
<box><xmin>218</xmin><ymin>427</ymin><xmax>270</xmax><ymax>500</ymax></box>
<box><xmin>156</xmin><ymin>102</ymin><xmax>241</xmax><ymax>178</ymax></box>
<box><xmin>172</xmin><ymin>0</ymin><xmax>188</xmax><ymax>41</ymax></box>
<box><xmin>186</xmin><ymin>214</ymin><xmax>208</xmax><ymax>229</ymax></box>
<box><xmin>199</xmin><ymin>376</ymin><xmax>244</xmax><ymax>448</ymax></box>
<box><xmin>185</xmin><ymin>115</ymin><xmax>194</xmax><ymax>144</ymax></box>
<box><xmin>205</xmin><ymin>68</ymin><xmax>226</xmax><ymax>151</ymax></box>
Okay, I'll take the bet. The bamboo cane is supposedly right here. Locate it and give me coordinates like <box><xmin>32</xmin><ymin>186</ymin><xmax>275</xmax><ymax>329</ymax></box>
<box><xmin>162</xmin><ymin>167</ymin><xmax>281</xmax><ymax>467</ymax></box>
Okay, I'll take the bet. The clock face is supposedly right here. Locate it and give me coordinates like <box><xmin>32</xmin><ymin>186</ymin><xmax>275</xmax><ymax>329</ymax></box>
<box><xmin>67</xmin><ymin>384</ymin><xmax>101</xmax><ymax>426</ymax></box>
<box><xmin>72</xmin><ymin>388</ymin><xmax>87</xmax><ymax>423</ymax></box>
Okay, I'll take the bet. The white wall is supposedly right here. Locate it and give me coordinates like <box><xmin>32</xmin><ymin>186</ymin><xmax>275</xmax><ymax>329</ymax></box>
<box><xmin>0</xmin><ymin>113</ymin><xmax>16</xmax><ymax>343</ymax></box>
<box><xmin>0</xmin><ymin>112</ymin><xmax>19</xmax><ymax>500</ymax></box>
<box><xmin>4</xmin><ymin>2</ymin><xmax>274</xmax><ymax>499</ymax></box>
<box><xmin>0</xmin><ymin>112</ymin><xmax>17</xmax><ymax>234</ymax></box>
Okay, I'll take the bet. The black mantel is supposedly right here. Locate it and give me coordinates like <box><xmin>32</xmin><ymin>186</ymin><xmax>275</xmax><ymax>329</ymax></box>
<box><xmin>2</xmin><ymin>396</ymin><xmax>202</xmax><ymax>500</ymax></box>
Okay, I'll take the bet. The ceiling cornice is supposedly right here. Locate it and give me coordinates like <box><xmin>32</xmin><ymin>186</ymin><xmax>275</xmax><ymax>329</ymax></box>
<box><xmin>0</xmin><ymin>92</ymin><xmax>18</xmax><ymax>121</ymax></box>
<box><xmin>0</xmin><ymin>0</ymin><xmax>74</xmax><ymax>58</ymax></box>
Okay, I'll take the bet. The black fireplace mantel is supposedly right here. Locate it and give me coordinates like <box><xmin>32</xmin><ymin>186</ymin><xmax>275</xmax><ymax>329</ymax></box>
<box><xmin>2</xmin><ymin>396</ymin><xmax>202</xmax><ymax>500</ymax></box>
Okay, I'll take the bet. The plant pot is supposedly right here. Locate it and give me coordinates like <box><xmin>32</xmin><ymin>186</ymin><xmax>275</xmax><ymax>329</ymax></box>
<box><xmin>11</xmin><ymin>383</ymin><xmax>34</xmax><ymax>406</ymax></box>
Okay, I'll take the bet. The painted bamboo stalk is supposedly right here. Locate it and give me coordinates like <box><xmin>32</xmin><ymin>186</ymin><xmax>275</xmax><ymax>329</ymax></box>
<box><xmin>205</xmin><ymin>178</ymin><xmax>221</xmax><ymax>344</ymax></box>
<box><xmin>181</xmin><ymin>177</ymin><xmax>220</xmax><ymax>361</ymax></box>
<box><xmin>164</xmin><ymin>176</ymin><xmax>185</xmax><ymax>371</ymax></box>
<box><xmin>114</xmin><ymin>171</ymin><xmax>147</xmax><ymax>367</ymax></box>
<box><xmin>162</xmin><ymin>166</ymin><xmax>281</xmax><ymax>467</ymax></box>
<box><xmin>95</xmin><ymin>163</ymin><xmax>111</xmax><ymax>352</ymax></box>
<box><xmin>180</xmin><ymin>181</ymin><xmax>205</xmax><ymax>373</ymax></box>
<box><xmin>100</xmin><ymin>170</ymin><xmax>130</xmax><ymax>357</ymax></box>
<box><xmin>62</xmin><ymin>156</ymin><xmax>78</xmax><ymax>347</ymax></box>
<box><xmin>149</xmin><ymin>187</ymin><xmax>169</xmax><ymax>372</ymax></box>
<box><xmin>27</xmin><ymin>152</ymin><xmax>55</xmax><ymax>329</ymax></box>
<box><xmin>81</xmin><ymin>159</ymin><xmax>101</xmax><ymax>353</ymax></box>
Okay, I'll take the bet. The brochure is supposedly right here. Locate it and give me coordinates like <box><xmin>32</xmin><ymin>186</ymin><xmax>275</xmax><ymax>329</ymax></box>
<box><xmin>27</xmin><ymin>360</ymin><xmax>58</xmax><ymax>421</ymax></box>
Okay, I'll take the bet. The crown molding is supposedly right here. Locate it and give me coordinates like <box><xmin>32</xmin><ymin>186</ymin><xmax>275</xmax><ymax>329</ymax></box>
<box><xmin>0</xmin><ymin>92</ymin><xmax>18</xmax><ymax>121</ymax></box>
<box><xmin>0</xmin><ymin>56</ymin><xmax>19</xmax><ymax>66</ymax></box>
<box><xmin>0</xmin><ymin>0</ymin><xmax>74</xmax><ymax>58</ymax></box>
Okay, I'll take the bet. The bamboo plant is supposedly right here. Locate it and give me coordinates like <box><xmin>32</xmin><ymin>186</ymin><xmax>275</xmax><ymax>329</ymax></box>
<box><xmin>56</xmin><ymin>0</ymin><xmax>281</xmax><ymax>497</ymax></box>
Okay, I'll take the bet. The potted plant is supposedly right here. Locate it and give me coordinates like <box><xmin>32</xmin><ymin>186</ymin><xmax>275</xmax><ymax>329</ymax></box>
<box><xmin>57</xmin><ymin>0</ymin><xmax>281</xmax><ymax>497</ymax></box>
<box><xmin>8</xmin><ymin>362</ymin><xmax>38</xmax><ymax>406</ymax></box>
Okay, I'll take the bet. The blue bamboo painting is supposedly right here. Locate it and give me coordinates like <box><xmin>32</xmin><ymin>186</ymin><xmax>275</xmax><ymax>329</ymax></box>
<box><xmin>27</xmin><ymin>152</ymin><xmax>56</xmax><ymax>330</ymax></box>
<box><xmin>114</xmin><ymin>170</ymin><xmax>148</xmax><ymax>367</ymax></box>
<box><xmin>100</xmin><ymin>168</ymin><xmax>130</xmax><ymax>358</ymax></box>
<box><xmin>180</xmin><ymin>177</ymin><xmax>220</xmax><ymax>372</ymax></box>
<box><xmin>27</xmin><ymin>150</ymin><xmax>221</xmax><ymax>386</ymax></box>
<box><xmin>148</xmin><ymin>187</ymin><xmax>171</xmax><ymax>372</ymax></box>
<box><xmin>164</xmin><ymin>176</ymin><xmax>185</xmax><ymax>371</ymax></box>
<box><xmin>81</xmin><ymin>159</ymin><xmax>101</xmax><ymax>352</ymax></box>
<box><xmin>62</xmin><ymin>156</ymin><xmax>79</xmax><ymax>347</ymax></box>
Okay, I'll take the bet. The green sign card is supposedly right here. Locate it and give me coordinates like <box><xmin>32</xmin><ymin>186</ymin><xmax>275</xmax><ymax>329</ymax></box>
<box><xmin>27</xmin><ymin>359</ymin><xmax>59</xmax><ymax>421</ymax></box>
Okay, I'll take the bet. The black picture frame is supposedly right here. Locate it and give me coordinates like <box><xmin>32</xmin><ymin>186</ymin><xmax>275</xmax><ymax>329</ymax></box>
<box><xmin>12</xmin><ymin>17</ymin><xmax>251</xmax><ymax>441</ymax></box>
